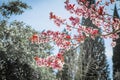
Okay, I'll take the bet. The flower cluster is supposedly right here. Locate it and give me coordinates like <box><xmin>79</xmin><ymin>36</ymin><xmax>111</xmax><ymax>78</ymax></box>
<box><xmin>30</xmin><ymin>31</ymin><xmax>72</xmax><ymax>49</ymax></box>
<box><xmin>34</xmin><ymin>53</ymin><xmax>64</xmax><ymax>70</ymax></box>
<box><xmin>30</xmin><ymin>0</ymin><xmax>120</xmax><ymax>70</ymax></box>
<box><xmin>50</xmin><ymin>12</ymin><xmax>66</xmax><ymax>26</ymax></box>
<box><xmin>51</xmin><ymin>0</ymin><xmax>120</xmax><ymax>46</ymax></box>
<box><xmin>69</xmin><ymin>16</ymin><xmax>80</xmax><ymax>26</ymax></box>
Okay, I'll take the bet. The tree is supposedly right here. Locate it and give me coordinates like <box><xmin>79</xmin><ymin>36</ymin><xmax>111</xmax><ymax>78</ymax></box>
<box><xmin>75</xmin><ymin>38</ymin><xmax>110</xmax><ymax>80</ymax></box>
<box><xmin>74</xmin><ymin>0</ymin><xmax>110</xmax><ymax>80</ymax></box>
<box><xmin>0</xmin><ymin>20</ymin><xmax>57</xmax><ymax>80</ymax></box>
<box><xmin>33</xmin><ymin>0</ymin><xmax>120</xmax><ymax>72</ymax></box>
<box><xmin>0</xmin><ymin>1</ymin><xmax>56</xmax><ymax>80</ymax></box>
<box><xmin>0</xmin><ymin>0</ymin><xmax>30</xmax><ymax>18</ymax></box>
<box><xmin>112</xmin><ymin>4</ymin><xmax>120</xmax><ymax>80</ymax></box>
<box><xmin>0</xmin><ymin>51</ymin><xmax>39</xmax><ymax>80</ymax></box>
<box><xmin>0</xmin><ymin>20</ymin><xmax>41</xmax><ymax>80</ymax></box>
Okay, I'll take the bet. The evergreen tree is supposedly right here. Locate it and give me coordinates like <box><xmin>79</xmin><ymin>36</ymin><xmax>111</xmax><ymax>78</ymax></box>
<box><xmin>75</xmin><ymin>0</ymin><xmax>110</xmax><ymax>80</ymax></box>
<box><xmin>112</xmin><ymin>4</ymin><xmax>120</xmax><ymax>80</ymax></box>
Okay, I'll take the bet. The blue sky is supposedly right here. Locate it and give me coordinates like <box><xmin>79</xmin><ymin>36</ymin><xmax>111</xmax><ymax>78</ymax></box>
<box><xmin>1</xmin><ymin>0</ymin><xmax>120</xmax><ymax>79</ymax></box>
<box><xmin>8</xmin><ymin>0</ymin><xmax>72</xmax><ymax>31</ymax></box>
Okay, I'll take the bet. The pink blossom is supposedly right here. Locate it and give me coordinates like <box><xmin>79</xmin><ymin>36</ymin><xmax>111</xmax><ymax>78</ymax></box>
<box><xmin>30</xmin><ymin>0</ymin><xmax>120</xmax><ymax>70</ymax></box>
<box><xmin>69</xmin><ymin>16</ymin><xmax>80</xmax><ymax>26</ymax></box>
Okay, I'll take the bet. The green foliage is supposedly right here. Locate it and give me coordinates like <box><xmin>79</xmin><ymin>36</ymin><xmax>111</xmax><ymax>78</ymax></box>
<box><xmin>0</xmin><ymin>1</ymin><xmax>57</xmax><ymax>80</ymax></box>
<box><xmin>0</xmin><ymin>20</ymin><xmax>57</xmax><ymax>80</ymax></box>
<box><xmin>112</xmin><ymin>4</ymin><xmax>120</xmax><ymax>80</ymax></box>
<box><xmin>0</xmin><ymin>0</ymin><xmax>30</xmax><ymax>18</ymax></box>
<box><xmin>75</xmin><ymin>38</ymin><xmax>110</xmax><ymax>80</ymax></box>
<box><xmin>0</xmin><ymin>0</ymin><xmax>57</xmax><ymax>79</ymax></box>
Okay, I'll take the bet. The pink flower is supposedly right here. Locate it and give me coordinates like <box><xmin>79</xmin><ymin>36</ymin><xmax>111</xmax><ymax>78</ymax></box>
<box><xmin>98</xmin><ymin>6</ymin><xmax>104</xmax><ymax>15</ymax></box>
<box><xmin>69</xmin><ymin>16</ymin><xmax>80</xmax><ymax>26</ymax></box>
<box><xmin>65</xmin><ymin>35</ymin><xmax>71</xmax><ymax>40</ymax></box>
<box><xmin>65</xmin><ymin>3</ymin><xmax>75</xmax><ymax>11</ymax></box>
<box><xmin>50</xmin><ymin>12</ymin><xmax>56</xmax><ymax>19</ymax></box>
<box><xmin>30</xmin><ymin>34</ymin><xmax>39</xmax><ymax>43</ymax></box>
<box><xmin>91</xmin><ymin>29</ymin><xmax>99</xmax><ymax>36</ymax></box>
